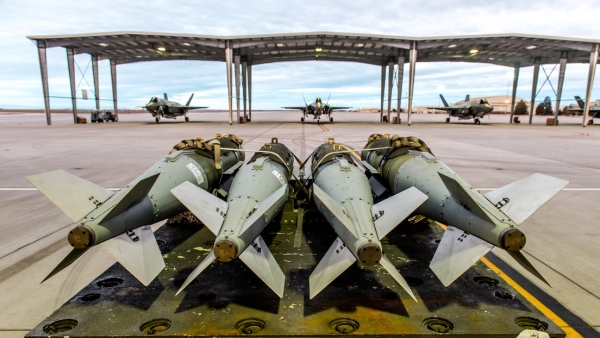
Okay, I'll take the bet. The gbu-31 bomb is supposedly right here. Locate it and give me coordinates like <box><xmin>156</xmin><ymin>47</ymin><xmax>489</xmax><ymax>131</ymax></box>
<box><xmin>361</xmin><ymin>134</ymin><xmax>569</xmax><ymax>287</ymax></box>
<box><xmin>308</xmin><ymin>138</ymin><xmax>428</xmax><ymax>299</ymax></box>
<box><xmin>171</xmin><ymin>138</ymin><xmax>294</xmax><ymax>297</ymax></box>
<box><xmin>27</xmin><ymin>134</ymin><xmax>244</xmax><ymax>285</ymax></box>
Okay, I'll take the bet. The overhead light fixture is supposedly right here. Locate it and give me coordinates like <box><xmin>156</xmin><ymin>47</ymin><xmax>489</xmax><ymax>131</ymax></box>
<box><xmin>356</xmin><ymin>43</ymin><xmax>364</xmax><ymax>47</ymax></box>
<box><xmin>182</xmin><ymin>42</ymin><xmax>191</xmax><ymax>46</ymax></box>
<box><xmin>489</xmin><ymin>57</ymin><xmax>495</xmax><ymax>60</ymax></box>
<box><xmin>315</xmin><ymin>47</ymin><xmax>322</xmax><ymax>52</ymax></box>
<box><xmin>526</xmin><ymin>45</ymin><xmax>537</xmax><ymax>49</ymax></box>
<box><xmin>448</xmin><ymin>44</ymin><xmax>456</xmax><ymax>48</ymax></box>
<box><xmin>470</xmin><ymin>49</ymin><xmax>478</xmax><ymax>54</ymax></box>
<box><xmin>157</xmin><ymin>46</ymin><xmax>166</xmax><ymax>52</ymax></box>
<box><xmin>99</xmin><ymin>43</ymin><xmax>108</xmax><ymax>47</ymax></box>
<box><xmin>277</xmin><ymin>43</ymin><xmax>284</xmax><ymax>47</ymax></box>
<box><xmin>136</xmin><ymin>55</ymin><xmax>143</xmax><ymax>58</ymax></box>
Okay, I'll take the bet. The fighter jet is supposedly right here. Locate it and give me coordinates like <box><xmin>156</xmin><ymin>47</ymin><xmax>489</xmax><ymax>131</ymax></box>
<box><xmin>144</xmin><ymin>93</ymin><xmax>208</xmax><ymax>124</ymax></box>
<box><xmin>426</xmin><ymin>94</ymin><xmax>493</xmax><ymax>124</ymax></box>
<box><xmin>569</xmin><ymin>96</ymin><xmax>600</xmax><ymax>125</ymax></box>
<box><xmin>282</xmin><ymin>96</ymin><xmax>350</xmax><ymax>123</ymax></box>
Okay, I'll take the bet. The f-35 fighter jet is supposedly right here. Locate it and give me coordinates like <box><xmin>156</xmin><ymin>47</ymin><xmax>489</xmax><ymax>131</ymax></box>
<box><xmin>569</xmin><ymin>96</ymin><xmax>600</xmax><ymax>125</ymax></box>
<box><xmin>283</xmin><ymin>96</ymin><xmax>350</xmax><ymax>123</ymax></box>
<box><xmin>144</xmin><ymin>93</ymin><xmax>208</xmax><ymax>124</ymax></box>
<box><xmin>426</xmin><ymin>94</ymin><xmax>493</xmax><ymax>124</ymax></box>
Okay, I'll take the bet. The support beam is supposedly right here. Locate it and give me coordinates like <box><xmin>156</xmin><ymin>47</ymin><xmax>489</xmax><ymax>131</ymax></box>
<box><xmin>387</xmin><ymin>61</ymin><xmax>394</xmax><ymax>123</ymax></box>
<box><xmin>407</xmin><ymin>42</ymin><xmax>417</xmax><ymax>126</ymax></box>
<box><xmin>397</xmin><ymin>57</ymin><xmax>405</xmax><ymax>123</ymax></box>
<box><xmin>529</xmin><ymin>60</ymin><xmax>540</xmax><ymax>124</ymax></box>
<box><xmin>242</xmin><ymin>61</ymin><xmax>247</xmax><ymax>121</ymax></box>
<box><xmin>553</xmin><ymin>58</ymin><xmax>567</xmax><ymax>126</ymax></box>
<box><xmin>509</xmin><ymin>62</ymin><xmax>520</xmax><ymax>124</ymax></box>
<box><xmin>91</xmin><ymin>55</ymin><xmax>100</xmax><ymax>111</ymax></box>
<box><xmin>248</xmin><ymin>64</ymin><xmax>252</xmax><ymax>122</ymax></box>
<box><xmin>583</xmin><ymin>44</ymin><xmax>598</xmax><ymax>127</ymax></box>
<box><xmin>234</xmin><ymin>54</ymin><xmax>241</xmax><ymax>123</ymax></box>
<box><xmin>225</xmin><ymin>42</ymin><xmax>233</xmax><ymax>125</ymax></box>
<box><xmin>36</xmin><ymin>41</ymin><xmax>51</xmax><ymax>125</ymax></box>
<box><xmin>66</xmin><ymin>47</ymin><xmax>78</xmax><ymax>124</ymax></box>
<box><xmin>110</xmin><ymin>59</ymin><xmax>118</xmax><ymax>119</ymax></box>
<box><xmin>380</xmin><ymin>65</ymin><xmax>386</xmax><ymax>122</ymax></box>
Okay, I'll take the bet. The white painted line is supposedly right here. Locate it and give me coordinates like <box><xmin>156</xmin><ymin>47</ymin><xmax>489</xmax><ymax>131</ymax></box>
<box><xmin>0</xmin><ymin>188</ymin><xmax>122</xmax><ymax>191</ymax></box>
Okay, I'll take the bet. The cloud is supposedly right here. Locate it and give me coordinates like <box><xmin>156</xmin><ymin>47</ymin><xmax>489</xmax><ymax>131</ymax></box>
<box><xmin>0</xmin><ymin>0</ymin><xmax>599</xmax><ymax>109</ymax></box>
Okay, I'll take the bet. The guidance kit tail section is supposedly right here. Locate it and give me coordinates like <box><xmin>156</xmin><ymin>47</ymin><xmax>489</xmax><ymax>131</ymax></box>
<box><xmin>361</xmin><ymin>134</ymin><xmax>567</xmax><ymax>288</ymax></box>
<box><xmin>30</xmin><ymin>134</ymin><xmax>245</xmax><ymax>286</ymax></box>
<box><xmin>309</xmin><ymin>140</ymin><xmax>427</xmax><ymax>300</ymax></box>
<box><xmin>171</xmin><ymin>139</ymin><xmax>294</xmax><ymax>297</ymax></box>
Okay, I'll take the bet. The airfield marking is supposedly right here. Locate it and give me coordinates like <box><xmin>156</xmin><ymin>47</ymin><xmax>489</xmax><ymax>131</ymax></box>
<box><xmin>318</xmin><ymin>124</ymin><xmax>329</xmax><ymax>132</ymax></box>
<box><xmin>436</xmin><ymin>222</ymin><xmax>583</xmax><ymax>338</ymax></box>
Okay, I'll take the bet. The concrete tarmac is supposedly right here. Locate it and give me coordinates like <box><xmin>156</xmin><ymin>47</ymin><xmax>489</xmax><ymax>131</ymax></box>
<box><xmin>0</xmin><ymin>111</ymin><xmax>598</xmax><ymax>336</ymax></box>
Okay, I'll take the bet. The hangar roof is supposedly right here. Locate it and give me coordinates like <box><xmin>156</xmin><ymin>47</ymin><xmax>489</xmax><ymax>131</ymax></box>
<box><xmin>27</xmin><ymin>31</ymin><xmax>600</xmax><ymax>67</ymax></box>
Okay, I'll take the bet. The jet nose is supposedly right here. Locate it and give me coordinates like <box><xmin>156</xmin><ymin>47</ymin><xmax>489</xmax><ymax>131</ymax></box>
<box><xmin>214</xmin><ymin>239</ymin><xmax>238</xmax><ymax>262</ymax></box>
<box><xmin>358</xmin><ymin>242</ymin><xmax>382</xmax><ymax>266</ymax></box>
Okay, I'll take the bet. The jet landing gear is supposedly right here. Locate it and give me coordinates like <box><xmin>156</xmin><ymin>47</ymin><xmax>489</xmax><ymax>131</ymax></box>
<box><xmin>300</xmin><ymin>117</ymin><xmax>305</xmax><ymax>124</ymax></box>
<box><xmin>185</xmin><ymin>117</ymin><xmax>189</xmax><ymax>122</ymax></box>
<box><xmin>474</xmin><ymin>118</ymin><xmax>481</xmax><ymax>125</ymax></box>
<box><xmin>330</xmin><ymin>116</ymin><xmax>334</xmax><ymax>123</ymax></box>
<box><xmin>445</xmin><ymin>117</ymin><xmax>450</xmax><ymax>123</ymax></box>
<box><xmin>155</xmin><ymin>115</ymin><xmax>161</xmax><ymax>124</ymax></box>
<box><xmin>589</xmin><ymin>119</ymin><xmax>594</xmax><ymax>125</ymax></box>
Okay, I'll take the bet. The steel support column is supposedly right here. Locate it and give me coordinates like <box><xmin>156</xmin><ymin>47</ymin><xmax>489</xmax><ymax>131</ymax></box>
<box><xmin>225</xmin><ymin>42</ymin><xmax>233</xmax><ymax>125</ymax></box>
<box><xmin>248</xmin><ymin>63</ymin><xmax>252</xmax><ymax>122</ymax></box>
<box><xmin>396</xmin><ymin>57</ymin><xmax>405</xmax><ymax>123</ymax></box>
<box><xmin>110</xmin><ymin>59</ymin><xmax>118</xmax><ymax>119</ymax></box>
<box><xmin>234</xmin><ymin>54</ymin><xmax>241</xmax><ymax>123</ymax></box>
<box><xmin>66</xmin><ymin>47</ymin><xmax>78</xmax><ymax>124</ymax></box>
<box><xmin>91</xmin><ymin>55</ymin><xmax>100</xmax><ymax>111</ymax></box>
<box><xmin>380</xmin><ymin>65</ymin><xmax>386</xmax><ymax>122</ymax></box>
<box><xmin>387</xmin><ymin>61</ymin><xmax>394</xmax><ymax>123</ymax></box>
<box><xmin>37</xmin><ymin>41</ymin><xmax>51</xmax><ymax>125</ymax></box>
<box><xmin>583</xmin><ymin>44</ymin><xmax>598</xmax><ymax>127</ymax></box>
<box><xmin>529</xmin><ymin>60</ymin><xmax>540</xmax><ymax>124</ymax></box>
<box><xmin>509</xmin><ymin>62</ymin><xmax>520</xmax><ymax>124</ymax></box>
<box><xmin>407</xmin><ymin>42</ymin><xmax>417</xmax><ymax>126</ymax></box>
<box><xmin>242</xmin><ymin>60</ymin><xmax>247</xmax><ymax>121</ymax></box>
<box><xmin>553</xmin><ymin>57</ymin><xmax>567</xmax><ymax>126</ymax></box>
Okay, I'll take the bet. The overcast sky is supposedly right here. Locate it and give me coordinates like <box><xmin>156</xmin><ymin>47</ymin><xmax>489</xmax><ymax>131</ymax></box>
<box><xmin>1</xmin><ymin>0</ymin><xmax>599</xmax><ymax>110</ymax></box>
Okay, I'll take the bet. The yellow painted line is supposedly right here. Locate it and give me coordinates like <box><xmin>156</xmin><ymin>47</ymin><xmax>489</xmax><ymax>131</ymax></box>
<box><xmin>318</xmin><ymin>124</ymin><xmax>329</xmax><ymax>132</ymax></box>
<box><xmin>436</xmin><ymin>222</ymin><xmax>582</xmax><ymax>338</ymax></box>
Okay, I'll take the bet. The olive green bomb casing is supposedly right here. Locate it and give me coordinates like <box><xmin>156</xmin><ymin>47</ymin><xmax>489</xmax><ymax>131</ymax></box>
<box><xmin>361</xmin><ymin>134</ymin><xmax>568</xmax><ymax>287</ymax></box>
<box><xmin>27</xmin><ymin>134</ymin><xmax>244</xmax><ymax>286</ymax></box>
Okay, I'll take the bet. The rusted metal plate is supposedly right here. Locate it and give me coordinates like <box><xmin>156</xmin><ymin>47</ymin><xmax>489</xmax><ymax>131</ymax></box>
<box><xmin>26</xmin><ymin>213</ymin><xmax>565</xmax><ymax>337</ymax></box>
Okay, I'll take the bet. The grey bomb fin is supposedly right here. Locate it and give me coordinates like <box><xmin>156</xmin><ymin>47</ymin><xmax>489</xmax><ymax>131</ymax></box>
<box><xmin>100</xmin><ymin>225</ymin><xmax>165</xmax><ymax>286</ymax></box>
<box><xmin>312</xmin><ymin>184</ymin><xmax>358</xmax><ymax>239</ymax></box>
<box><xmin>27</xmin><ymin>170</ymin><xmax>113</xmax><ymax>223</ymax></box>
<box><xmin>41</xmin><ymin>247</ymin><xmax>90</xmax><ymax>283</ymax></box>
<box><xmin>176</xmin><ymin>250</ymin><xmax>217</xmax><ymax>295</ymax></box>
<box><xmin>372</xmin><ymin>186</ymin><xmax>428</xmax><ymax>239</ymax></box>
<box><xmin>484</xmin><ymin>173</ymin><xmax>568</xmax><ymax>225</ymax></box>
<box><xmin>430</xmin><ymin>225</ymin><xmax>494</xmax><ymax>287</ymax></box>
<box><xmin>171</xmin><ymin>181</ymin><xmax>228</xmax><ymax>236</ymax></box>
<box><xmin>438</xmin><ymin>172</ymin><xmax>498</xmax><ymax>224</ymax></box>
<box><xmin>240</xmin><ymin>184</ymin><xmax>288</xmax><ymax>235</ymax></box>
<box><xmin>309</xmin><ymin>237</ymin><xmax>356</xmax><ymax>299</ymax></box>
<box><xmin>379</xmin><ymin>254</ymin><xmax>417</xmax><ymax>301</ymax></box>
<box><xmin>239</xmin><ymin>235</ymin><xmax>285</xmax><ymax>298</ymax></box>
<box><xmin>99</xmin><ymin>173</ymin><xmax>160</xmax><ymax>223</ymax></box>
<box><xmin>507</xmin><ymin>250</ymin><xmax>551</xmax><ymax>287</ymax></box>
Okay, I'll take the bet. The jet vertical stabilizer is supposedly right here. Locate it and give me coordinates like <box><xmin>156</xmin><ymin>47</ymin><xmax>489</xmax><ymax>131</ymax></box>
<box><xmin>185</xmin><ymin>93</ymin><xmax>195</xmax><ymax>107</ymax></box>
<box><xmin>465</xmin><ymin>94</ymin><xmax>470</xmax><ymax>102</ymax></box>
<box><xmin>439</xmin><ymin>94</ymin><xmax>450</xmax><ymax>108</ymax></box>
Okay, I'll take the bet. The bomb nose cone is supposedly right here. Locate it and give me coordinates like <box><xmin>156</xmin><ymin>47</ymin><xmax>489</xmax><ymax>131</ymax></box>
<box><xmin>214</xmin><ymin>239</ymin><xmax>238</xmax><ymax>262</ymax></box>
<box><xmin>500</xmin><ymin>228</ymin><xmax>526</xmax><ymax>252</ymax></box>
<box><xmin>68</xmin><ymin>226</ymin><xmax>94</xmax><ymax>249</ymax></box>
<box><xmin>358</xmin><ymin>242</ymin><xmax>382</xmax><ymax>266</ymax></box>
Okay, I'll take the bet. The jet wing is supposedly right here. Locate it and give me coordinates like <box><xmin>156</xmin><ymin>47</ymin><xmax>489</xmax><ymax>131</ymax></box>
<box><xmin>328</xmin><ymin>106</ymin><xmax>351</xmax><ymax>110</ymax></box>
<box><xmin>182</xmin><ymin>106</ymin><xmax>209</xmax><ymax>109</ymax></box>
<box><xmin>424</xmin><ymin>106</ymin><xmax>459</xmax><ymax>111</ymax></box>
<box><xmin>282</xmin><ymin>106</ymin><xmax>307</xmax><ymax>110</ymax></box>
